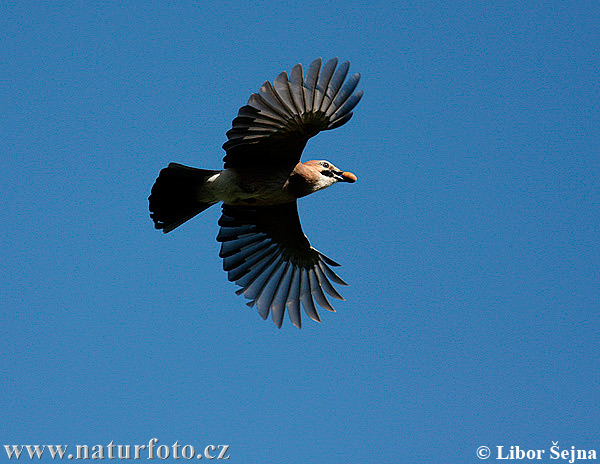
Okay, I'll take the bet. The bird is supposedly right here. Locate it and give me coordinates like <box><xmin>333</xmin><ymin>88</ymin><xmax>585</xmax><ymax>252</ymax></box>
<box><xmin>149</xmin><ymin>57</ymin><xmax>362</xmax><ymax>328</ymax></box>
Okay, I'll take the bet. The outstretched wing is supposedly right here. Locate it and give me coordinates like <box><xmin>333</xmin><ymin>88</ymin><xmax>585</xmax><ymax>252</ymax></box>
<box><xmin>223</xmin><ymin>57</ymin><xmax>363</xmax><ymax>169</ymax></box>
<box><xmin>217</xmin><ymin>203</ymin><xmax>348</xmax><ymax>328</ymax></box>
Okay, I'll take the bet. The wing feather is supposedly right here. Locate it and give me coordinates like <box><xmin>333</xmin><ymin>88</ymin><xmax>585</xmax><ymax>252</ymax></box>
<box><xmin>300</xmin><ymin>268</ymin><xmax>321</xmax><ymax>322</ymax></box>
<box><xmin>315</xmin><ymin>266</ymin><xmax>345</xmax><ymax>301</ymax></box>
<box><xmin>288</xmin><ymin>64</ymin><xmax>306</xmax><ymax>114</ymax></box>
<box><xmin>222</xmin><ymin>240</ymin><xmax>272</xmax><ymax>271</ymax></box>
<box><xmin>321</xmin><ymin>61</ymin><xmax>350</xmax><ymax>115</ymax></box>
<box><xmin>286</xmin><ymin>267</ymin><xmax>302</xmax><ymax>328</ymax></box>
<box><xmin>314</xmin><ymin>57</ymin><xmax>338</xmax><ymax>112</ymax></box>
<box><xmin>318</xmin><ymin>261</ymin><xmax>348</xmax><ymax>286</ymax></box>
<box><xmin>255</xmin><ymin>259</ymin><xmax>287</xmax><ymax>319</ymax></box>
<box><xmin>270</xmin><ymin>262</ymin><xmax>293</xmax><ymax>328</ymax></box>
<box><xmin>309</xmin><ymin>268</ymin><xmax>335</xmax><ymax>312</ymax></box>
<box><xmin>234</xmin><ymin>249</ymin><xmax>282</xmax><ymax>293</ymax></box>
<box><xmin>227</xmin><ymin>244</ymin><xmax>278</xmax><ymax>282</ymax></box>
<box><xmin>326</xmin><ymin>72</ymin><xmax>360</xmax><ymax>118</ymax></box>
<box><xmin>303</xmin><ymin>58</ymin><xmax>321</xmax><ymax>113</ymax></box>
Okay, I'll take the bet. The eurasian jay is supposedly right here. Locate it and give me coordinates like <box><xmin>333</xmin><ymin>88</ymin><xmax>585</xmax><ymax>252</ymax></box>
<box><xmin>149</xmin><ymin>58</ymin><xmax>362</xmax><ymax>328</ymax></box>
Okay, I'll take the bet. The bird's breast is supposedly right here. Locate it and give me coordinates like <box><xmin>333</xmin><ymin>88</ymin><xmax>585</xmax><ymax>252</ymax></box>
<box><xmin>208</xmin><ymin>168</ymin><xmax>298</xmax><ymax>205</ymax></box>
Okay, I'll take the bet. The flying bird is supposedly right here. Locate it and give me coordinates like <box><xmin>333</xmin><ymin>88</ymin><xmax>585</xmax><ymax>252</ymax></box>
<box><xmin>149</xmin><ymin>57</ymin><xmax>362</xmax><ymax>328</ymax></box>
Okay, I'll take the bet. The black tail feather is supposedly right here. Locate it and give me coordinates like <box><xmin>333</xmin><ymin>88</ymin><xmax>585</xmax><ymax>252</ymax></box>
<box><xmin>149</xmin><ymin>163</ymin><xmax>220</xmax><ymax>233</ymax></box>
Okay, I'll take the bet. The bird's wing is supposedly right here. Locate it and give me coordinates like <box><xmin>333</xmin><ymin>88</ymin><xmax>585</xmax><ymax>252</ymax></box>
<box><xmin>217</xmin><ymin>203</ymin><xmax>348</xmax><ymax>328</ymax></box>
<box><xmin>223</xmin><ymin>57</ymin><xmax>363</xmax><ymax>169</ymax></box>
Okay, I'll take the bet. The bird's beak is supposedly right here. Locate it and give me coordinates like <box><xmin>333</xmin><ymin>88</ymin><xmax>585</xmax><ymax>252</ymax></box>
<box><xmin>339</xmin><ymin>171</ymin><xmax>357</xmax><ymax>183</ymax></box>
<box><xmin>330</xmin><ymin>169</ymin><xmax>357</xmax><ymax>183</ymax></box>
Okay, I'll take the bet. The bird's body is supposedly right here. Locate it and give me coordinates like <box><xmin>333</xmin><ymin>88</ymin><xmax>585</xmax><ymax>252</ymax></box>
<box><xmin>197</xmin><ymin>161</ymin><xmax>356</xmax><ymax>205</ymax></box>
<box><xmin>149</xmin><ymin>57</ymin><xmax>362</xmax><ymax>328</ymax></box>
<box><xmin>206</xmin><ymin>166</ymin><xmax>297</xmax><ymax>205</ymax></box>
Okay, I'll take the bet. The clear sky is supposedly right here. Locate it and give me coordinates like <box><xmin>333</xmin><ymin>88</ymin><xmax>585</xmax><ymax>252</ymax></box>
<box><xmin>2</xmin><ymin>1</ymin><xmax>599</xmax><ymax>462</ymax></box>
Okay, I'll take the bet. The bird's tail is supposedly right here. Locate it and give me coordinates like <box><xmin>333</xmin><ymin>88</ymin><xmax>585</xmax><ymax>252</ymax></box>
<box><xmin>149</xmin><ymin>163</ymin><xmax>221</xmax><ymax>233</ymax></box>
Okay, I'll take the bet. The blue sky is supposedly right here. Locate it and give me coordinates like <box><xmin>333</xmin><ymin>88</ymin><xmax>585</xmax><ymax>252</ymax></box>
<box><xmin>2</xmin><ymin>1</ymin><xmax>598</xmax><ymax>462</ymax></box>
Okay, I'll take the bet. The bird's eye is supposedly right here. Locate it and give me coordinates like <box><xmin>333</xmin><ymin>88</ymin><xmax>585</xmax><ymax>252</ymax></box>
<box><xmin>321</xmin><ymin>162</ymin><xmax>330</xmax><ymax>168</ymax></box>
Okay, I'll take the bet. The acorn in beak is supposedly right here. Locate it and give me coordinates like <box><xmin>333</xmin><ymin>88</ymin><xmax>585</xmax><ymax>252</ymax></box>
<box><xmin>332</xmin><ymin>170</ymin><xmax>357</xmax><ymax>183</ymax></box>
<box><xmin>341</xmin><ymin>171</ymin><xmax>357</xmax><ymax>183</ymax></box>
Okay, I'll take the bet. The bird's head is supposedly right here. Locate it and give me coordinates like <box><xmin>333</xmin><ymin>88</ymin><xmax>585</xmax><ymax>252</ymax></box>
<box><xmin>303</xmin><ymin>160</ymin><xmax>357</xmax><ymax>190</ymax></box>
